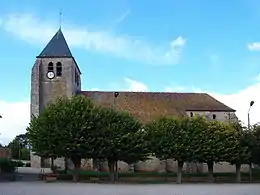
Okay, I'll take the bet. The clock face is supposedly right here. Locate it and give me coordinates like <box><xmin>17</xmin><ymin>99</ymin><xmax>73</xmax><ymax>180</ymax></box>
<box><xmin>47</xmin><ymin>71</ymin><xmax>55</xmax><ymax>79</ymax></box>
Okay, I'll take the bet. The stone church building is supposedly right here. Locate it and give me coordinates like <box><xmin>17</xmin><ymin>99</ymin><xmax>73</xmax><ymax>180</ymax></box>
<box><xmin>30</xmin><ymin>28</ymin><xmax>243</xmax><ymax>173</ymax></box>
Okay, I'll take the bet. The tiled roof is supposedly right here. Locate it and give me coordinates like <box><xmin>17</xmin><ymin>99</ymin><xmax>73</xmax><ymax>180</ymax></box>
<box><xmin>37</xmin><ymin>28</ymin><xmax>73</xmax><ymax>58</ymax></box>
<box><xmin>80</xmin><ymin>91</ymin><xmax>235</xmax><ymax>123</ymax></box>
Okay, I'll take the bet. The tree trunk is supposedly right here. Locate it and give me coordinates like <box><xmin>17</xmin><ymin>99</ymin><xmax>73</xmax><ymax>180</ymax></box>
<box><xmin>64</xmin><ymin>157</ymin><xmax>68</xmax><ymax>174</ymax></box>
<box><xmin>236</xmin><ymin>163</ymin><xmax>241</xmax><ymax>183</ymax></box>
<box><xmin>114</xmin><ymin>161</ymin><xmax>119</xmax><ymax>181</ymax></box>
<box><xmin>176</xmin><ymin>161</ymin><xmax>184</xmax><ymax>184</ymax></box>
<box><xmin>249</xmin><ymin>163</ymin><xmax>252</xmax><ymax>181</ymax></box>
<box><xmin>51</xmin><ymin>158</ymin><xmax>54</xmax><ymax>173</ymax></box>
<box><xmin>207</xmin><ymin>161</ymin><xmax>214</xmax><ymax>182</ymax></box>
<box><xmin>93</xmin><ymin>158</ymin><xmax>99</xmax><ymax>171</ymax></box>
<box><xmin>71</xmin><ymin>157</ymin><xmax>81</xmax><ymax>182</ymax></box>
<box><xmin>108</xmin><ymin>160</ymin><xmax>115</xmax><ymax>183</ymax></box>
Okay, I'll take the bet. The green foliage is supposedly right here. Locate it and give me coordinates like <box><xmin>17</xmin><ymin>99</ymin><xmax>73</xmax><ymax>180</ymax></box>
<box><xmin>0</xmin><ymin>158</ymin><xmax>16</xmax><ymax>173</ymax></box>
<box><xmin>226</xmin><ymin>121</ymin><xmax>250</xmax><ymax>165</ymax></box>
<box><xmin>145</xmin><ymin>116</ymin><xmax>195</xmax><ymax>162</ymax></box>
<box><xmin>15</xmin><ymin>160</ymin><xmax>25</xmax><ymax>167</ymax></box>
<box><xmin>27</xmin><ymin>95</ymin><xmax>101</xmax><ymax>163</ymax></box>
<box><xmin>25</xmin><ymin>162</ymin><xmax>31</xmax><ymax>167</ymax></box>
<box><xmin>251</xmin><ymin>124</ymin><xmax>260</xmax><ymax>165</ymax></box>
<box><xmin>8</xmin><ymin>133</ymin><xmax>30</xmax><ymax>160</ymax></box>
<box><xmin>94</xmin><ymin>107</ymin><xmax>149</xmax><ymax>163</ymax></box>
<box><xmin>199</xmin><ymin>120</ymin><xmax>236</xmax><ymax>163</ymax></box>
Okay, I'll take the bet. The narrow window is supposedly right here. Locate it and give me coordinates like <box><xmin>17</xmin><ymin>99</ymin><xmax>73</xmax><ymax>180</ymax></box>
<box><xmin>75</xmin><ymin>68</ymin><xmax>79</xmax><ymax>86</ymax></box>
<box><xmin>56</xmin><ymin>62</ymin><xmax>62</xmax><ymax>76</ymax></box>
<box><xmin>213</xmin><ymin>114</ymin><xmax>216</xmax><ymax>119</ymax></box>
<box><xmin>190</xmin><ymin>112</ymin><xmax>193</xmax><ymax>117</ymax></box>
<box><xmin>48</xmin><ymin>62</ymin><xmax>53</xmax><ymax>72</ymax></box>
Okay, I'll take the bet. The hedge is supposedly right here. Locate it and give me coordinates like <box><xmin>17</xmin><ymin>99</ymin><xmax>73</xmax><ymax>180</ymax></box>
<box><xmin>0</xmin><ymin>158</ymin><xmax>17</xmax><ymax>173</ymax></box>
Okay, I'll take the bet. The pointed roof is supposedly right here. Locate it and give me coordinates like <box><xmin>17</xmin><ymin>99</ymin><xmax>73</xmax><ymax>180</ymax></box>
<box><xmin>37</xmin><ymin>28</ymin><xmax>73</xmax><ymax>58</ymax></box>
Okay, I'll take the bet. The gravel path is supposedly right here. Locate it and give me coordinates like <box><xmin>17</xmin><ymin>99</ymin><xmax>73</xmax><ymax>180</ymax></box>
<box><xmin>1</xmin><ymin>182</ymin><xmax>260</xmax><ymax>195</ymax></box>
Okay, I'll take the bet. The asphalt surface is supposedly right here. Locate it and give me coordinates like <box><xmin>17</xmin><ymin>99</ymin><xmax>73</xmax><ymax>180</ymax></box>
<box><xmin>0</xmin><ymin>182</ymin><xmax>259</xmax><ymax>195</ymax></box>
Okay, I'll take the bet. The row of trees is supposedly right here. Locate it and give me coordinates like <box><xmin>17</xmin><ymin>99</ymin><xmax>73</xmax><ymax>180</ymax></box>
<box><xmin>27</xmin><ymin>95</ymin><xmax>260</xmax><ymax>183</ymax></box>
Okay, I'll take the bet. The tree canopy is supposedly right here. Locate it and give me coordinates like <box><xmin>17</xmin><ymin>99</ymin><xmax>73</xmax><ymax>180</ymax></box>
<box><xmin>93</xmin><ymin>107</ymin><xmax>149</xmax><ymax>181</ymax></box>
<box><xmin>8</xmin><ymin>133</ymin><xmax>30</xmax><ymax>160</ymax></box>
<box><xmin>26</xmin><ymin>94</ymin><xmax>260</xmax><ymax>183</ymax></box>
<box><xmin>27</xmin><ymin>95</ymin><xmax>102</xmax><ymax>180</ymax></box>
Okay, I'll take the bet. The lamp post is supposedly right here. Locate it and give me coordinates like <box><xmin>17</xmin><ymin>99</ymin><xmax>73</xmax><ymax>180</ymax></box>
<box><xmin>247</xmin><ymin>100</ymin><xmax>254</xmax><ymax>181</ymax></box>
<box><xmin>114</xmin><ymin>92</ymin><xmax>119</xmax><ymax>107</ymax></box>
<box><xmin>113</xmin><ymin>92</ymin><xmax>119</xmax><ymax>182</ymax></box>
<box><xmin>248</xmin><ymin>101</ymin><xmax>254</xmax><ymax>130</ymax></box>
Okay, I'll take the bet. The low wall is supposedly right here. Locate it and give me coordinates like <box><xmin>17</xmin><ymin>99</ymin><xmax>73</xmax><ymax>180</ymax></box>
<box><xmin>31</xmin><ymin>155</ymin><xmax>250</xmax><ymax>173</ymax></box>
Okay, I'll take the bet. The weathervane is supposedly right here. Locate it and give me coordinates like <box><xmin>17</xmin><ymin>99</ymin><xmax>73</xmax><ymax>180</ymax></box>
<box><xmin>59</xmin><ymin>8</ymin><xmax>63</xmax><ymax>29</ymax></box>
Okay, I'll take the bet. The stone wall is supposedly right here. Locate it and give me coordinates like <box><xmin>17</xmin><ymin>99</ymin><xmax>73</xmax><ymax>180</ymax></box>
<box><xmin>185</xmin><ymin>111</ymin><xmax>237</xmax><ymax>123</ymax></box>
<box><xmin>31</xmin><ymin>156</ymin><xmax>249</xmax><ymax>174</ymax></box>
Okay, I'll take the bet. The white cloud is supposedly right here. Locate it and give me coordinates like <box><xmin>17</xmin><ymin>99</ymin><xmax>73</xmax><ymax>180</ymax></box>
<box><xmin>124</xmin><ymin>78</ymin><xmax>149</xmax><ymax>92</ymax></box>
<box><xmin>248</xmin><ymin>42</ymin><xmax>260</xmax><ymax>51</ymax></box>
<box><xmin>0</xmin><ymin>101</ymin><xmax>30</xmax><ymax>146</ymax></box>
<box><xmin>210</xmin><ymin>84</ymin><xmax>259</xmax><ymax>126</ymax></box>
<box><xmin>0</xmin><ymin>13</ymin><xmax>185</xmax><ymax>65</ymax></box>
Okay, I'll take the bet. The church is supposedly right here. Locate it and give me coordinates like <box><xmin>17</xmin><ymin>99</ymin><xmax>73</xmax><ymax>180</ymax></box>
<box><xmin>30</xmin><ymin>28</ymin><xmax>237</xmax><ymax>171</ymax></box>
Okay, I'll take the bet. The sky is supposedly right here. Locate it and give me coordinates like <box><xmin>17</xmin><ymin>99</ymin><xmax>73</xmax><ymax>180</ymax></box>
<box><xmin>0</xmin><ymin>0</ymin><xmax>260</xmax><ymax>145</ymax></box>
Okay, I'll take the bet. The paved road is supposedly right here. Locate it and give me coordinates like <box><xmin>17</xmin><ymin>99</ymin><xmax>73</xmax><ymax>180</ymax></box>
<box><xmin>0</xmin><ymin>182</ymin><xmax>259</xmax><ymax>195</ymax></box>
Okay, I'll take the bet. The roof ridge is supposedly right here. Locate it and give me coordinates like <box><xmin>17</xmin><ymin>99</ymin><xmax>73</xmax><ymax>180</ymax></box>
<box><xmin>81</xmin><ymin>90</ymin><xmax>208</xmax><ymax>94</ymax></box>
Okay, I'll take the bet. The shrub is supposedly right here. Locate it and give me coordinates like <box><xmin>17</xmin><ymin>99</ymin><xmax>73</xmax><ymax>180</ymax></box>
<box><xmin>25</xmin><ymin>162</ymin><xmax>31</xmax><ymax>167</ymax></box>
<box><xmin>0</xmin><ymin>158</ymin><xmax>16</xmax><ymax>173</ymax></box>
<box><xmin>15</xmin><ymin>161</ymin><xmax>25</xmax><ymax>167</ymax></box>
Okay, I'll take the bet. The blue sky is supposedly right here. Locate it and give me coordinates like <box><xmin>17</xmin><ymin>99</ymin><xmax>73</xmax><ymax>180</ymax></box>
<box><xmin>0</xmin><ymin>0</ymin><xmax>260</xmax><ymax>144</ymax></box>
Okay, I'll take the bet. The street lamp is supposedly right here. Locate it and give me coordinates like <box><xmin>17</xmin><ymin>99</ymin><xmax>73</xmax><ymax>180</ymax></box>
<box><xmin>113</xmin><ymin>92</ymin><xmax>119</xmax><ymax>107</ymax></box>
<box><xmin>113</xmin><ymin>92</ymin><xmax>119</xmax><ymax>182</ymax></box>
<box><xmin>247</xmin><ymin>100</ymin><xmax>254</xmax><ymax>181</ymax></box>
<box><xmin>248</xmin><ymin>101</ymin><xmax>255</xmax><ymax>130</ymax></box>
<box><xmin>114</xmin><ymin>92</ymin><xmax>119</xmax><ymax>98</ymax></box>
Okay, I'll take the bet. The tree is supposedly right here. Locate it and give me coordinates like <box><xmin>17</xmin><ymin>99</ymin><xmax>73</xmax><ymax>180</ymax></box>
<box><xmin>196</xmin><ymin>120</ymin><xmax>235</xmax><ymax>181</ymax></box>
<box><xmin>225</xmin><ymin>121</ymin><xmax>250</xmax><ymax>182</ymax></box>
<box><xmin>145</xmin><ymin>116</ymin><xmax>198</xmax><ymax>184</ymax></box>
<box><xmin>94</xmin><ymin>107</ymin><xmax>148</xmax><ymax>182</ymax></box>
<box><xmin>252</xmin><ymin>124</ymin><xmax>260</xmax><ymax>166</ymax></box>
<box><xmin>27</xmin><ymin>95</ymin><xmax>102</xmax><ymax>181</ymax></box>
<box><xmin>8</xmin><ymin>133</ymin><xmax>30</xmax><ymax>160</ymax></box>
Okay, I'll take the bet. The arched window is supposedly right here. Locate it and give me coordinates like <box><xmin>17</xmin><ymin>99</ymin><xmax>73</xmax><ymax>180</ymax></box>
<box><xmin>190</xmin><ymin>112</ymin><xmax>193</xmax><ymax>117</ymax></box>
<box><xmin>56</xmin><ymin>62</ymin><xmax>62</xmax><ymax>76</ymax></box>
<box><xmin>48</xmin><ymin>62</ymin><xmax>53</xmax><ymax>72</ymax></box>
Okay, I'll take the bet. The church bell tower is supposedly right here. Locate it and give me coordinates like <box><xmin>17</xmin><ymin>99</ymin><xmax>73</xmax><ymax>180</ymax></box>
<box><xmin>30</xmin><ymin>28</ymin><xmax>81</xmax><ymax>168</ymax></box>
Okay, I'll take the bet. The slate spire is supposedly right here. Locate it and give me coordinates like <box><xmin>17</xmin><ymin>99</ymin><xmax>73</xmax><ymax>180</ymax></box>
<box><xmin>37</xmin><ymin>28</ymin><xmax>73</xmax><ymax>58</ymax></box>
